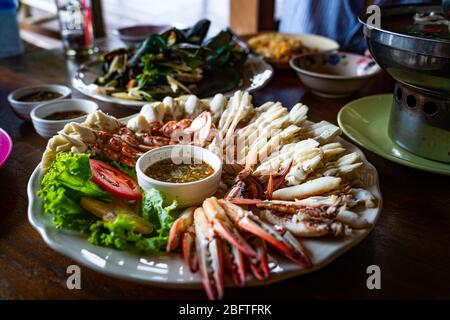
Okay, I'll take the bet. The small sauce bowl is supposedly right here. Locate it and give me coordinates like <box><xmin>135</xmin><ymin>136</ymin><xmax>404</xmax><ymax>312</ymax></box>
<box><xmin>136</xmin><ymin>145</ymin><xmax>222</xmax><ymax>207</ymax></box>
<box><xmin>30</xmin><ymin>99</ymin><xmax>98</xmax><ymax>139</ymax></box>
<box><xmin>7</xmin><ymin>84</ymin><xmax>72</xmax><ymax>121</ymax></box>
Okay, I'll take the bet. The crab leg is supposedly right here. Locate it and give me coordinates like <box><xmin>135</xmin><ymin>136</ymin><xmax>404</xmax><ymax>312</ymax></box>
<box><xmin>230</xmin><ymin>197</ymin><xmax>370</xmax><ymax>231</ymax></box>
<box><xmin>203</xmin><ymin>197</ymin><xmax>257</xmax><ymax>258</ymax></box>
<box><xmin>225</xmin><ymin>180</ymin><xmax>245</xmax><ymax>200</ymax></box>
<box><xmin>194</xmin><ymin>207</ymin><xmax>224</xmax><ymax>300</ymax></box>
<box><xmin>260</xmin><ymin>209</ymin><xmax>351</xmax><ymax>238</ymax></box>
<box><xmin>222</xmin><ymin>242</ymin><xmax>246</xmax><ymax>287</ymax></box>
<box><xmin>181</xmin><ymin>226</ymin><xmax>198</xmax><ymax>272</ymax></box>
<box><xmin>259</xmin><ymin>200</ymin><xmax>338</xmax><ymax>218</ymax></box>
<box><xmin>228</xmin><ymin>197</ymin><xmax>263</xmax><ymax>206</ymax></box>
<box><xmin>228</xmin><ymin>197</ymin><xmax>335</xmax><ymax>216</ymax></box>
<box><xmin>218</xmin><ymin>199</ymin><xmax>312</xmax><ymax>268</ymax></box>
<box><xmin>167</xmin><ymin>207</ymin><xmax>195</xmax><ymax>251</ymax></box>
<box><xmin>230</xmin><ymin>191</ymin><xmax>375</xmax><ymax>213</ymax></box>
<box><xmin>247</xmin><ymin>237</ymin><xmax>270</xmax><ymax>281</ymax></box>
<box><xmin>166</xmin><ymin>207</ymin><xmax>198</xmax><ymax>272</ymax></box>
<box><xmin>266</xmin><ymin>174</ymin><xmax>274</xmax><ymax>200</ymax></box>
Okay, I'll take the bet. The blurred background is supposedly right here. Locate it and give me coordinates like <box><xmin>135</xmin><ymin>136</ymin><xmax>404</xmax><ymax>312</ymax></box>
<box><xmin>18</xmin><ymin>0</ymin><xmax>284</xmax><ymax>50</ymax></box>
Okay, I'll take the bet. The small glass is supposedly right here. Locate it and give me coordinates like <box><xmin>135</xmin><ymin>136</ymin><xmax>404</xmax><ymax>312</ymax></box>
<box><xmin>55</xmin><ymin>0</ymin><xmax>95</xmax><ymax>56</ymax></box>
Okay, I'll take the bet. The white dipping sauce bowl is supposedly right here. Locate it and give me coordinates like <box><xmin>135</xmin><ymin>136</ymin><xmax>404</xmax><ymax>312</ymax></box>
<box><xmin>136</xmin><ymin>145</ymin><xmax>223</xmax><ymax>207</ymax></box>
<box><xmin>30</xmin><ymin>99</ymin><xmax>98</xmax><ymax>139</ymax></box>
<box><xmin>7</xmin><ymin>84</ymin><xmax>72</xmax><ymax>121</ymax></box>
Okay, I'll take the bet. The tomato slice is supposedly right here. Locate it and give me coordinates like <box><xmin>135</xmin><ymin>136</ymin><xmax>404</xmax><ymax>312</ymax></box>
<box><xmin>89</xmin><ymin>159</ymin><xmax>141</xmax><ymax>200</ymax></box>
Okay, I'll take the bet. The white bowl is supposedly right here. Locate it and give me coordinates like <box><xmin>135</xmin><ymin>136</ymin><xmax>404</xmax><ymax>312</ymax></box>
<box><xmin>7</xmin><ymin>84</ymin><xmax>72</xmax><ymax>121</ymax></box>
<box><xmin>136</xmin><ymin>145</ymin><xmax>223</xmax><ymax>207</ymax></box>
<box><xmin>30</xmin><ymin>99</ymin><xmax>98</xmax><ymax>139</ymax></box>
<box><xmin>290</xmin><ymin>51</ymin><xmax>381</xmax><ymax>98</ymax></box>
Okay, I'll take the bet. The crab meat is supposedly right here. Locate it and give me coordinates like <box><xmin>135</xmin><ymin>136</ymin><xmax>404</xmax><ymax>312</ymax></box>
<box><xmin>272</xmin><ymin>176</ymin><xmax>342</xmax><ymax>200</ymax></box>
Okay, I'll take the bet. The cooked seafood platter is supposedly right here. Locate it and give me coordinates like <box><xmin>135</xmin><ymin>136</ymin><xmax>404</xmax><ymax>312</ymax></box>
<box><xmin>28</xmin><ymin>90</ymin><xmax>381</xmax><ymax>300</ymax></box>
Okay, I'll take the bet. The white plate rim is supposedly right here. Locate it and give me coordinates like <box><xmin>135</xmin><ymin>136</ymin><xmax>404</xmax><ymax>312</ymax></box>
<box><xmin>27</xmin><ymin>138</ymin><xmax>382</xmax><ymax>289</ymax></box>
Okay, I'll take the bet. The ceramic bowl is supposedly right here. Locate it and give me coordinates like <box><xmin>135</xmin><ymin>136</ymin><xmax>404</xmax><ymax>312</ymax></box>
<box><xmin>136</xmin><ymin>145</ymin><xmax>222</xmax><ymax>207</ymax></box>
<box><xmin>114</xmin><ymin>25</ymin><xmax>171</xmax><ymax>46</ymax></box>
<box><xmin>7</xmin><ymin>84</ymin><xmax>72</xmax><ymax>121</ymax></box>
<box><xmin>30</xmin><ymin>99</ymin><xmax>98</xmax><ymax>139</ymax></box>
<box><xmin>290</xmin><ymin>51</ymin><xmax>381</xmax><ymax>98</ymax></box>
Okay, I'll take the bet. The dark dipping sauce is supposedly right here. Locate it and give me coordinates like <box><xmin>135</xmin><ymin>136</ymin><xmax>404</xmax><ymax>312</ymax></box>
<box><xmin>145</xmin><ymin>158</ymin><xmax>215</xmax><ymax>183</ymax></box>
<box><xmin>44</xmin><ymin>110</ymin><xmax>87</xmax><ymax>121</ymax></box>
<box><xmin>18</xmin><ymin>91</ymin><xmax>62</xmax><ymax>102</ymax></box>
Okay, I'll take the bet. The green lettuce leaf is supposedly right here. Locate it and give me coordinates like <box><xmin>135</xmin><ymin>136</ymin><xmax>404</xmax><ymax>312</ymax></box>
<box><xmin>142</xmin><ymin>188</ymin><xmax>177</xmax><ymax>237</ymax></box>
<box><xmin>40</xmin><ymin>184</ymin><xmax>94</xmax><ymax>231</ymax></box>
<box><xmin>87</xmin><ymin>189</ymin><xmax>178</xmax><ymax>253</ymax></box>
<box><xmin>88</xmin><ymin>215</ymin><xmax>143</xmax><ymax>250</ymax></box>
<box><xmin>39</xmin><ymin>153</ymin><xmax>178</xmax><ymax>253</ymax></box>
<box><xmin>41</xmin><ymin>152</ymin><xmax>111</xmax><ymax>200</ymax></box>
<box><xmin>38</xmin><ymin>153</ymin><xmax>112</xmax><ymax>231</ymax></box>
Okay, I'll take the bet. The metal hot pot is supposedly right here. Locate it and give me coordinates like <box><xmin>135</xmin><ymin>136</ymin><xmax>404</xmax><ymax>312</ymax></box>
<box><xmin>360</xmin><ymin>3</ymin><xmax>450</xmax><ymax>163</ymax></box>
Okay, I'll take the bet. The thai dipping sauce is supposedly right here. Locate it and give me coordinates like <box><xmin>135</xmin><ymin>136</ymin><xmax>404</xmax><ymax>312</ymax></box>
<box><xmin>145</xmin><ymin>158</ymin><xmax>214</xmax><ymax>183</ymax></box>
<box><xmin>44</xmin><ymin>110</ymin><xmax>87</xmax><ymax>120</ymax></box>
<box><xmin>18</xmin><ymin>91</ymin><xmax>62</xmax><ymax>102</ymax></box>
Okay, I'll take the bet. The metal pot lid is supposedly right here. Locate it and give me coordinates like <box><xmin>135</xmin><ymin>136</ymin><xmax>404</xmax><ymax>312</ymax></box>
<box><xmin>359</xmin><ymin>4</ymin><xmax>450</xmax><ymax>59</ymax></box>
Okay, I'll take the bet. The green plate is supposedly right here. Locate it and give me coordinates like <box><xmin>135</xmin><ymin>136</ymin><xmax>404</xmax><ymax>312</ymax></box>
<box><xmin>338</xmin><ymin>94</ymin><xmax>450</xmax><ymax>176</ymax></box>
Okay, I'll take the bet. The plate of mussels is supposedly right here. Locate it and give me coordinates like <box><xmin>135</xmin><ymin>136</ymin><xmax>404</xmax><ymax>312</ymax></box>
<box><xmin>73</xmin><ymin>19</ymin><xmax>274</xmax><ymax>109</ymax></box>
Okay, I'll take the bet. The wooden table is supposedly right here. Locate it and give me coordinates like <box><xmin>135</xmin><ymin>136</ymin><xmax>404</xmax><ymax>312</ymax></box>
<box><xmin>1</xmin><ymin>44</ymin><xmax>449</xmax><ymax>300</ymax></box>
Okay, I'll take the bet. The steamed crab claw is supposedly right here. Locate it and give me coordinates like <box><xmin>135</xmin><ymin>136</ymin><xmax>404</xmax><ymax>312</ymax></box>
<box><xmin>182</xmin><ymin>228</ymin><xmax>198</xmax><ymax>272</ymax></box>
<box><xmin>166</xmin><ymin>207</ymin><xmax>198</xmax><ymax>272</ymax></box>
<box><xmin>218</xmin><ymin>199</ymin><xmax>312</xmax><ymax>268</ymax></box>
<box><xmin>167</xmin><ymin>207</ymin><xmax>194</xmax><ymax>251</ymax></box>
<box><xmin>202</xmin><ymin>197</ymin><xmax>258</xmax><ymax>258</ymax></box>
<box><xmin>194</xmin><ymin>207</ymin><xmax>224</xmax><ymax>300</ymax></box>
<box><xmin>222</xmin><ymin>241</ymin><xmax>246</xmax><ymax>287</ymax></box>
<box><xmin>246</xmin><ymin>237</ymin><xmax>270</xmax><ymax>281</ymax></box>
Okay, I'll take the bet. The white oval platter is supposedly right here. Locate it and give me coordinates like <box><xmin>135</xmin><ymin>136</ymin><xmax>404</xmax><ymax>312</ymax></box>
<box><xmin>27</xmin><ymin>138</ymin><xmax>382</xmax><ymax>289</ymax></box>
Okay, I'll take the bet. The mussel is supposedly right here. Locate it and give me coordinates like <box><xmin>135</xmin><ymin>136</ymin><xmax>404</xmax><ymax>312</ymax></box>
<box><xmin>128</xmin><ymin>34</ymin><xmax>167</xmax><ymax>66</ymax></box>
<box><xmin>183</xmin><ymin>19</ymin><xmax>211</xmax><ymax>44</ymax></box>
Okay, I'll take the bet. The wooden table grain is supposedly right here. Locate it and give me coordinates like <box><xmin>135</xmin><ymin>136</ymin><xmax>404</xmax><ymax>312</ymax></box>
<box><xmin>0</xmin><ymin>44</ymin><xmax>449</xmax><ymax>300</ymax></box>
